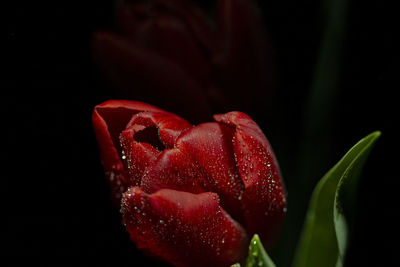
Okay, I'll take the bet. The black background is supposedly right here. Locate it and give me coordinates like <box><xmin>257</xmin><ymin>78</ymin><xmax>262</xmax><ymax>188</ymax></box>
<box><xmin>5</xmin><ymin>0</ymin><xmax>398</xmax><ymax>266</ymax></box>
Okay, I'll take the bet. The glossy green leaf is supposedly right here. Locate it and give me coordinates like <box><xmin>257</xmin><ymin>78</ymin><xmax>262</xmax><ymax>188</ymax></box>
<box><xmin>292</xmin><ymin>131</ymin><xmax>381</xmax><ymax>267</ymax></box>
<box><xmin>245</xmin><ymin>234</ymin><xmax>276</xmax><ymax>267</ymax></box>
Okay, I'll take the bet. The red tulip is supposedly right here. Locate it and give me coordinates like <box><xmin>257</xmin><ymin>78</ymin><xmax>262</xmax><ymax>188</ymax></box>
<box><xmin>92</xmin><ymin>100</ymin><xmax>286</xmax><ymax>266</ymax></box>
<box><xmin>92</xmin><ymin>0</ymin><xmax>275</xmax><ymax>123</ymax></box>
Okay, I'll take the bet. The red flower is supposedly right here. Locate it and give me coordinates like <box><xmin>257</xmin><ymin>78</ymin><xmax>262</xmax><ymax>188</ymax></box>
<box><xmin>92</xmin><ymin>100</ymin><xmax>286</xmax><ymax>266</ymax></box>
<box><xmin>92</xmin><ymin>0</ymin><xmax>275</xmax><ymax>122</ymax></box>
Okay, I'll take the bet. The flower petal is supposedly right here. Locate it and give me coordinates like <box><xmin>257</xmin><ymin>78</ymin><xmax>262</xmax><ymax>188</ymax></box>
<box><xmin>214</xmin><ymin>111</ymin><xmax>286</xmax><ymax>249</ymax></box>
<box><xmin>176</xmin><ymin>122</ymin><xmax>245</xmax><ymax>224</ymax></box>
<box><xmin>119</xmin><ymin>111</ymin><xmax>192</xmax><ymax>186</ymax></box>
<box><xmin>120</xmin><ymin>139</ymin><xmax>160</xmax><ymax>187</ymax></box>
<box><xmin>121</xmin><ymin>187</ymin><xmax>248</xmax><ymax>267</ymax></box>
<box><xmin>140</xmin><ymin>148</ymin><xmax>207</xmax><ymax>194</ymax></box>
<box><xmin>92</xmin><ymin>32</ymin><xmax>212</xmax><ymax>122</ymax></box>
<box><xmin>92</xmin><ymin>100</ymin><xmax>163</xmax><ymax>203</ymax></box>
<box><xmin>125</xmin><ymin>111</ymin><xmax>192</xmax><ymax>148</ymax></box>
<box><xmin>117</xmin><ymin>1</ymin><xmax>152</xmax><ymax>38</ymax></box>
<box><xmin>118</xmin><ymin>3</ymin><xmax>212</xmax><ymax>86</ymax></box>
<box><xmin>213</xmin><ymin>0</ymin><xmax>275</xmax><ymax>116</ymax></box>
<box><xmin>156</xmin><ymin>0</ymin><xmax>216</xmax><ymax>52</ymax></box>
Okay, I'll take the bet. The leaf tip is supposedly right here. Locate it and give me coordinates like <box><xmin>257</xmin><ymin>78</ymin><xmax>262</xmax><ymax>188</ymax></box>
<box><xmin>251</xmin><ymin>234</ymin><xmax>261</xmax><ymax>245</ymax></box>
<box><xmin>365</xmin><ymin>131</ymin><xmax>381</xmax><ymax>143</ymax></box>
<box><xmin>246</xmin><ymin>234</ymin><xmax>276</xmax><ymax>267</ymax></box>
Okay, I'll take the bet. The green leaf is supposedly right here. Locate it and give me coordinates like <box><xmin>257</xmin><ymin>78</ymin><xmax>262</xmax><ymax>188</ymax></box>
<box><xmin>274</xmin><ymin>1</ymin><xmax>351</xmax><ymax>265</ymax></box>
<box><xmin>301</xmin><ymin>0</ymin><xmax>351</xmax><ymax>186</ymax></box>
<box><xmin>292</xmin><ymin>131</ymin><xmax>381</xmax><ymax>267</ymax></box>
<box><xmin>245</xmin><ymin>234</ymin><xmax>276</xmax><ymax>267</ymax></box>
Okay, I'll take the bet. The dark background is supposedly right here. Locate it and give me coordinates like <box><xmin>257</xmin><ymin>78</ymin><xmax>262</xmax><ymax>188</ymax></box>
<box><xmin>5</xmin><ymin>0</ymin><xmax>398</xmax><ymax>266</ymax></box>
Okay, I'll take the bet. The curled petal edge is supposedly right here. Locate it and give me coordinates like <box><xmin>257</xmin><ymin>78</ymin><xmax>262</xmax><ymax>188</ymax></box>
<box><xmin>214</xmin><ymin>111</ymin><xmax>286</xmax><ymax>249</ymax></box>
<box><xmin>121</xmin><ymin>187</ymin><xmax>248</xmax><ymax>267</ymax></box>
<box><xmin>92</xmin><ymin>100</ymin><xmax>163</xmax><ymax>203</ymax></box>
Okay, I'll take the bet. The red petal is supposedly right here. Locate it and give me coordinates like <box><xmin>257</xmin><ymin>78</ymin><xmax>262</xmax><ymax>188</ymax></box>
<box><xmin>119</xmin><ymin>111</ymin><xmax>192</xmax><ymax>186</ymax></box>
<box><xmin>118</xmin><ymin>3</ymin><xmax>212</xmax><ymax>86</ymax></box>
<box><xmin>214</xmin><ymin>111</ymin><xmax>286</xmax><ymax>249</ymax></box>
<box><xmin>118</xmin><ymin>0</ymin><xmax>215</xmax><ymax>55</ymax></box>
<box><xmin>92</xmin><ymin>100</ymin><xmax>163</xmax><ymax>203</ymax></box>
<box><xmin>156</xmin><ymin>0</ymin><xmax>216</xmax><ymax>53</ymax></box>
<box><xmin>92</xmin><ymin>31</ymin><xmax>212</xmax><ymax>123</ymax></box>
<box><xmin>176</xmin><ymin>122</ymin><xmax>245</xmax><ymax>224</ymax></box>
<box><xmin>117</xmin><ymin>2</ymin><xmax>152</xmax><ymax>38</ymax></box>
<box><xmin>213</xmin><ymin>0</ymin><xmax>275</xmax><ymax>116</ymax></box>
<box><xmin>125</xmin><ymin>111</ymin><xmax>192</xmax><ymax>148</ymax></box>
<box><xmin>140</xmin><ymin>148</ymin><xmax>207</xmax><ymax>194</ymax></box>
<box><xmin>121</xmin><ymin>187</ymin><xmax>248</xmax><ymax>267</ymax></box>
<box><xmin>120</xmin><ymin>139</ymin><xmax>160</xmax><ymax>187</ymax></box>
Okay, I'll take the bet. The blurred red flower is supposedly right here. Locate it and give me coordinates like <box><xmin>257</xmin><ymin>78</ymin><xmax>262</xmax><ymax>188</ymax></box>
<box><xmin>93</xmin><ymin>0</ymin><xmax>275</xmax><ymax>123</ymax></box>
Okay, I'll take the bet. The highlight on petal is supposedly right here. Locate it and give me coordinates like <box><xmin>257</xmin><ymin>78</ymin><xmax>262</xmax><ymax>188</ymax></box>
<box><xmin>140</xmin><ymin>148</ymin><xmax>207</xmax><ymax>194</ymax></box>
<box><xmin>214</xmin><ymin>111</ymin><xmax>286</xmax><ymax>249</ymax></box>
<box><xmin>120</xmin><ymin>187</ymin><xmax>248</xmax><ymax>267</ymax></box>
<box><xmin>176</xmin><ymin>122</ymin><xmax>245</xmax><ymax>224</ymax></box>
<box><xmin>119</xmin><ymin>134</ymin><xmax>160</xmax><ymax>187</ymax></box>
<box><xmin>92</xmin><ymin>100</ymin><xmax>162</xmax><ymax>203</ymax></box>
